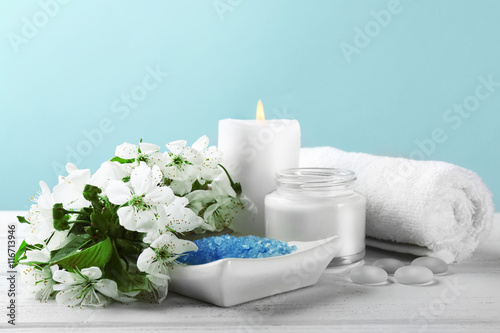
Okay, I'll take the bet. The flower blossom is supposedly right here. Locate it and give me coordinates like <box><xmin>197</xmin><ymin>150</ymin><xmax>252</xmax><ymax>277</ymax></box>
<box><xmin>106</xmin><ymin>162</ymin><xmax>175</xmax><ymax>232</ymax></box>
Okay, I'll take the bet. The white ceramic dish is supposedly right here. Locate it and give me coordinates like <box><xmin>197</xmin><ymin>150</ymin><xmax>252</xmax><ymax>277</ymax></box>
<box><xmin>169</xmin><ymin>235</ymin><xmax>341</xmax><ymax>307</ymax></box>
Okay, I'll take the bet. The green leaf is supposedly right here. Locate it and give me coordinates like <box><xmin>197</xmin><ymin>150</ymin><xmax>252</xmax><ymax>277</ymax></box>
<box><xmin>51</xmin><ymin>237</ymin><xmax>112</xmax><ymax>269</ymax></box>
<box><xmin>53</xmin><ymin>203</ymin><xmax>70</xmax><ymax>231</ymax></box>
<box><xmin>110</xmin><ymin>156</ymin><xmax>135</xmax><ymax>164</ymax></box>
<box><xmin>49</xmin><ymin>234</ymin><xmax>91</xmax><ymax>263</ymax></box>
<box><xmin>68</xmin><ymin>221</ymin><xmax>87</xmax><ymax>235</ymax></box>
<box><xmin>114</xmin><ymin>238</ymin><xmax>144</xmax><ymax>256</ymax></box>
<box><xmin>122</xmin><ymin>176</ymin><xmax>131</xmax><ymax>183</ymax></box>
<box><xmin>14</xmin><ymin>242</ymin><xmax>44</xmax><ymax>268</ymax></box>
<box><xmin>13</xmin><ymin>240</ymin><xmax>28</xmax><ymax>268</ymax></box>
<box><xmin>17</xmin><ymin>216</ymin><xmax>29</xmax><ymax>224</ymax></box>
<box><xmin>15</xmin><ymin>260</ymin><xmax>46</xmax><ymax>268</ymax></box>
<box><xmin>104</xmin><ymin>241</ymin><xmax>150</xmax><ymax>293</ymax></box>
<box><xmin>90</xmin><ymin>209</ymin><xmax>109</xmax><ymax>235</ymax></box>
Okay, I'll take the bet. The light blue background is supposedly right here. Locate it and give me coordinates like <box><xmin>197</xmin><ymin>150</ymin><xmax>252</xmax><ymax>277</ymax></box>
<box><xmin>1</xmin><ymin>0</ymin><xmax>499</xmax><ymax>210</ymax></box>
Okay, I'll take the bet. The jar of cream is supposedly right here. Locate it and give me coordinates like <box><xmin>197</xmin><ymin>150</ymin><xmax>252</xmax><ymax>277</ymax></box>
<box><xmin>265</xmin><ymin>168</ymin><xmax>366</xmax><ymax>265</ymax></box>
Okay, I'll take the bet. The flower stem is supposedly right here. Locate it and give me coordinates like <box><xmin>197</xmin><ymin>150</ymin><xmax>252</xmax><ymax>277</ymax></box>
<box><xmin>67</xmin><ymin>220</ymin><xmax>92</xmax><ymax>225</ymax></box>
<box><xmin>218</xmin><ymin>164</ymin><xmax>235</xmax><ymax>186</ymax></box>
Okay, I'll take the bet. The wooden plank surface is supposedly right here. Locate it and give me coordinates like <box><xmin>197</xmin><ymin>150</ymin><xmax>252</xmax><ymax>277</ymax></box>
<box><xmin>1</xmin><ymin>211</ymin><xmax>499</xmax><ymax>332</ymax></box>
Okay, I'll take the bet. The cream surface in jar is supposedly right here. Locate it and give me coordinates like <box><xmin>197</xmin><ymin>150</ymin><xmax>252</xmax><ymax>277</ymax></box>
<box><xmin>265</xmin><ymin>168</ymin><xmax>366</xmax><ymax>265</ymax></box>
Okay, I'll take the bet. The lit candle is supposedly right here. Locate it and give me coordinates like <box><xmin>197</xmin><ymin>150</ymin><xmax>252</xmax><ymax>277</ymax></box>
<box><xmin>218</xmin><ymin>101</ymin><xmax>301</xmax><ymax>237</ymax></box>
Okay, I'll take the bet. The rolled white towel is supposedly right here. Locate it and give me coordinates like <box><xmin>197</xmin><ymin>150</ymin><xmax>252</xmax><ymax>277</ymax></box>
<box><xmin>300</xmin><ymin>147</ymin><xmax>495</xmax><ymax>263</ymax></box>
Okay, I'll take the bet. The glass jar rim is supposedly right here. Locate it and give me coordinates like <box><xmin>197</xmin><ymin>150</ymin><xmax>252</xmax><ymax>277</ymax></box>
<box><xmin>276</xmin><ymin>168</ymin><xmax>356</xmax><ymax>191</ymax></box>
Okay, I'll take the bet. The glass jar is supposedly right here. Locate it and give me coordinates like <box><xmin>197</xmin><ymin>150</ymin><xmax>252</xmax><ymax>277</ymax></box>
<box><xmin>265</xmin><ymin>168</ymin><xmax>366</xmax><ymax>265</ymax></box>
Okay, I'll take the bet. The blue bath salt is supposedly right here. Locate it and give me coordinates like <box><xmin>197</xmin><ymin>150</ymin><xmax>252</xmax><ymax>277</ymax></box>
<box><xmin>176</xmin><ymin>235</ymin><xmax>297</xmax><ymax>265</ymax></box>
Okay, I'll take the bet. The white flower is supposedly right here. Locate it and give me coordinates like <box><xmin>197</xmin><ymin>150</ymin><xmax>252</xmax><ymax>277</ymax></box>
<box><xmin>22</xmin><ymin>265</ymin><xmax>58</xmax><ymax>302</ymax></box>
<box><xmin>91</xmin><ymin>161</ymin><xmax>129</xmax><ymax>191</ymax></box>
<box><xmin>52</xmin><ymin>267</ymin><xmax>134</xmax><ymax>308</ymax></box>
<box><xmin>25</xmin><ymin>181</ymin><xmax>55</xmax><ymax>244</ymax></box>
<box><xmin>187</xmin><ymin>172</ymin><xmax>244</xmax><ymax>233</ymax></box>
<box><xmin>184</xmin><ymin>189</ymin><xmax>215</xmax><ymax>213</ymax></box>
<box><xmin>191</xmin><ymin>135</ymin><xmax>223</xmax><ymax>181</ymax></box>
<box><xmin>52</xmin><ymin>163</ymin><xmax>91</xmax><ymax>210</ymax></box>
<box><xmin>137</xmin><ymin>234</ymin><xmax>198</xmax><ymax>276</ymax></box>
<box><xmin>159</xmin><ymin>140</ymin><xmax>204</xmax><ymax>195</ymax></box>
<box><xmin>143</xmin><ymin>197</ymin><xmax>205</xmax><ymax>244</ymax></box>
<box><xmin>138</xmin><ymin>273</ymin><xmax>170</xmax><ymax>304</ymax></box>
<box><xmin>106</xmin><ymin>162</ymin><xmax>175</xmax><ymax>232</ymax></box>
<box><xmin>201</xmin><ymin>197</ymin><xmax>244</xmax><ymax>232</ymax></box>
<box><xmin>115</xmin><ymin>142</ymin><xmax>161</xmax><ymax>164</ymax></box>
<box><xmin>25</xmin><ymin>247</ymin><xmax>50</xmax><ymax>263</ymax></box>
<box><xmin>45</xmin><ymin>230</ymin><xmax>75</xmax><ymax>252</ymax></box>
<box><xmin>211</xmin><ymin>171</ymin><xmax>237</xmax><ymax>198</ymax></box>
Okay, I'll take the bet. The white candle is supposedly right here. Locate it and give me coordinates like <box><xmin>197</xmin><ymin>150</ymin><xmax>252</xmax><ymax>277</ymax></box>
<box><xmin>218</xmin><ymin>101</ymin><xmax>301</xmax><ymax>237</ymax></box>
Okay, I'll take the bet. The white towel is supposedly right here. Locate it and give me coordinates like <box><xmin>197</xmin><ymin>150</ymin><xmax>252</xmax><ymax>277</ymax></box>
<box><xmin>300</xmin><ymin>147</ymin><xmax>495</xmax><ymax>263</ymax></box>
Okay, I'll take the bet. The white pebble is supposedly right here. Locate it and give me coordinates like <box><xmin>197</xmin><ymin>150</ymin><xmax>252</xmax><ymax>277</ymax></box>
<box><xmin>373</xmin><ymin>258</ymin><xmax>405</xmax><ymax>275</ymax></box>
<box><xmin>394</xmin><ymin>266</ymin><xmax>434</xmax><ymax>285</ymax></box>
<box><xmin>349</xmin><ymin>266</ymin><xmax>388</xmax><ymax>285</ymax></box>
<box><xmin>411</xmin><ymin>257</ymin><xmax>448</xmax><ymax>274</ymax></box>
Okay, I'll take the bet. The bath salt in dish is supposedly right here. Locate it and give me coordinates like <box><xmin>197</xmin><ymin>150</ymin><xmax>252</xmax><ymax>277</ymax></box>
<box><xmin>176</xmin><ymin>235</ymin><xmax>297</xmax><ymax>265</ymax></box>
<box><xmin>411</xmin><ymin>257</ymin><xmax>448</xmax><ymax>274</ymax></box>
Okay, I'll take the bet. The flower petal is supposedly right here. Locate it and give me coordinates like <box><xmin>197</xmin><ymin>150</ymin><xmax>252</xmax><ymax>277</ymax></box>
<box><xmin>93</xmin><ymin>278</ymin><xmax>119</xmax><ymax>299</ymax></box>
<box><xmin>65</xmin><ymin>163</ymin><xmax>78</xmax><ymax>174</ymax></box>
<box><xmin>135</xmin><ymin>209</ymin><xmax>157</xmax><ymax>232</ymax></box>
<box><xmin>55</xmin><ymin>285</ymin><xmax>84</xmax><ymax>307</ymax></box>
<box><xmin>211</xmin><ymin>172</ymin><xmax>237</xmax><ymax>198</ymax></box>
<box><xmin>182</xmin><ymin>147</ymin><xmax>203</xmax><ymax>165</ymax></box>
<box><xmin>117</xmin><ymin>206</ymin><xmax>156</xmax><ymax>233</ymax></box>
<box><xmin>80</xmin><ymin>267</ymin><xmax>102</xmax><ymax>280</ymax></box>
<box><xmin>167</xmin><ymin>238</ymin><xmax>198</xmax><ymax>257</ymax></box>
<box><xmin>39</xmin><ymin>181</ymin><xmax>51</xmax><ymax>196</ymax></box>
<box><xmin>151</xmin><ymin>165</ymin><xmax>163</xmax><ymax>185</ymax></box>
<box><xmin>139</xmin><ymin>142</ymin><xmax>160</xmax><ymax>154</ymax></box>
<box><xmin>25</xmin><ymin>249</ymin><xmax>50</xmax><ymax>263</ymax></box>
<box><xmin>191</xmin><ymin>135</ymin><xmax>209</xmax><ymax>152</ymax></box>
<box><xmin>144</xmin><ymin>186</ymin><xmax>175</xmax><ymax>206</ymax></box>
<box><xmin>53</xmin><ymin>270</ymin><xmax>85</xmax><ymax>285</ymax></box>
<box><xmin>106</xmin><ymin>180</ymin><xmax>132</xmax><ymax>205</ymax></box>
<box><xmin>169</xmin><ymin>179</ymin><xmax>192</xmax><ymax>196</ymax></box>
<box><xmin>130</xmin><ymin>162</ymin><xmax>153</xmax><ymax>195</ymax></box>
<box><xmin>115</xmin><ymin>142</ymin><xmax>138</xmax><ymax>159</ymax></box>
<box><xmin>150</xmin><ymin>233</ymin><xmax>176</xmax><ymax>248</ymax></box>
<box><xmin>137</xmin><ymin>247</ymin><xmax>156</xmax><ymax>273</ymax></box>
<box><xmin>91</xmin><ymin>161</ymin><xmax>128</xmax><ymax>189</ymax></box>
<box><xmin>166</xmin><ymin>140</ymin><xmax>187</xmax><ymax>155</ymax></box>
<box><xmin>117</xmin><ymin>206</ymin><xmax>136</xmax><ymax>230</ymax></box>
<box><xmin>147</xmin><ymin>273</ymin><xmax>170</xmax><ymax>287</ymax></box>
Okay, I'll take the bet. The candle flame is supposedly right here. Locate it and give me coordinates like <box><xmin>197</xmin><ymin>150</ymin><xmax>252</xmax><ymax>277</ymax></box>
<box><xmin>256</xmin><ymin>100</ymin><xmax>265</xmax><ymax>121</ymax></box>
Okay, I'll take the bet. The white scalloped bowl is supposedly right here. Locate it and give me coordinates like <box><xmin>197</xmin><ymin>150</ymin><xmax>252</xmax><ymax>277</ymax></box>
<box><xmin>169</xmin><ymin>235</ymin><xmax>341</xmax><ymax>307</ymax></box>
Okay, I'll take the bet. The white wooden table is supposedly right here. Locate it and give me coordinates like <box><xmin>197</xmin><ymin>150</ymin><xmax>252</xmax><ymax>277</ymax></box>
<box><xmin>1</xmin><ymin>211</ymin><xmax>499</xmax><ymax>332</ymax></box>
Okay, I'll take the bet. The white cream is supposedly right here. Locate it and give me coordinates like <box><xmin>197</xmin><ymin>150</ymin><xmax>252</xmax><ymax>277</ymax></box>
<box><xmin>265</xmin><ymin>168</ymin><xmax>366</xmax><ymax>265</ymax></box>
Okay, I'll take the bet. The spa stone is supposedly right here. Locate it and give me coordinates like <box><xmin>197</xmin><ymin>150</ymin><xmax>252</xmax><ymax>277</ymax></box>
<box><xmin>394</xmin><ymin>266</ymin><xmax>434</xmax><ymax>285</ymax></box>
<box><xmin>349</xmin><ymin>265</ymin><xmax>388</xmax><ymax>285</ymax></box>
<box><xmin>373</xmin><ymin>258</ymin><xmax>405</xmax><ymax>275</ymax></box>
<box><xmin>411</xmin><ymin>257</ymin><xmax>448</xmax><ymax>274</ymax></box>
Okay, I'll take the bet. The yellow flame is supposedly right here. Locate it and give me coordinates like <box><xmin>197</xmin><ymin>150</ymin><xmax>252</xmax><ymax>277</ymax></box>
<box><xmin>256</xmin><ymin>100</ymin><xmax>265</xmax><ymax>121</ymax></box>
